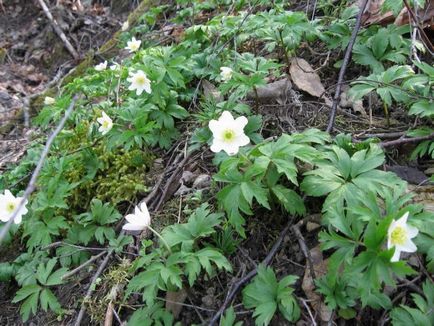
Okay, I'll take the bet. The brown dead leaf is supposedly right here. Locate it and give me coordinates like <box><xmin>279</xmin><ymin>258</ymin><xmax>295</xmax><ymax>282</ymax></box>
<box><xmin>165</xmin><ymin>288</ymin><xmax>188</xmax><ymax>318</ymax></box>
<box><xmin>202</xmin><ymin>80</ymin><xmax>223</xmax><ymax>102</ymax></box>
<box><xmin>301</xmin><ymin>245</ymin><xmax>333</xmax><ymax>322</ymax></box>
<box><xmin>246</xmin><ymin>78</ymin><xmax>292</xmax><ymax>104</ymax></box>
<box><xmin>340</xmin><ymin>86</ymin><xmax>367</xmax><ymax>117</ymax></box>
<box><xmin>289</xmin><ymin>58</ymin><xmax>329</xmax><ymax>102</ymax></box>
<box><xmin>407</xmin><ymin>184</ymin><xmax>434</xmax><ymax>213</ymax></box>
<box><xmin>362</xmin><ymin>0</ymin><xmax>434</xmax><ymax>28</ymax></box>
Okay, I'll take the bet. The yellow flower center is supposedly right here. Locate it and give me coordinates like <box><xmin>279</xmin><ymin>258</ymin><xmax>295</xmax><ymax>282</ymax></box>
<box><xmin>135</xmin><ymin>75</ymin><xmax>145</xmax><ymax>85</ymax></box>
<box><xmin>6</xmin><ymin>202</ymin><xmax>16</xmax><ymax>213</ymax></box>
<box><xmin>102</xmin><ymin>120</ymin><xmax>110</xmax><ymax>128</ymax></box>
<box><xmin>391</xmin><ymin>226</ymin><xmax>407</xmax><ymax>245</ymax></box>
<box><xmin>222</xmin><ymin>129</ymin><xmax>235</xmax><ymax>142</ymax></box>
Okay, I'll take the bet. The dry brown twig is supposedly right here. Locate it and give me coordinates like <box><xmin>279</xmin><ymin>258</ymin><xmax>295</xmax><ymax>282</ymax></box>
<box><xmin>326</xmin><ymin>0</ymin><xmax>369</xmax><ymax>133</ymax></box>
<box><xmin>37</xmin><ymin>0</ymin><xmax>80</xmax><ymax>60</ymax></box>
<box><xmin>208</xmin><ymin>219</ymin><xmax>294</xmax><ymax>325</ymax></box>
<box><xmin>0</xmin><ymin>95</ymin><xmax>80</xmax><ymax>244</ymax></box>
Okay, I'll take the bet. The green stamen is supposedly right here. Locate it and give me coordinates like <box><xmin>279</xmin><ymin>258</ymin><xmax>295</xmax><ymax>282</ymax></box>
<box><xmin>222</xmin><ymin>129</ymin><xmax>235</xmax><ymax>142</ymax></box>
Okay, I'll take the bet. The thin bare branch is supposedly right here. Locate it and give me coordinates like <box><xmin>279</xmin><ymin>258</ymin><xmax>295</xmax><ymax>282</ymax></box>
<box><xmin>0</xmin><ymin>95</ymin><xmax>80</xmax><ymax>244</ymax></box>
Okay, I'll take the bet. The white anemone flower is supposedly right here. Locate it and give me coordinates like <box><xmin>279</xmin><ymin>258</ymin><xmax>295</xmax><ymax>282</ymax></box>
<box><xmin>97</xmin><ymin>111</ymin><xmax>113</xmax><ymax>135</ymax></box>
<box><xmin>44</xmin><ymin>96</ymin><xmax>55</xmax><ymax>105</ymax></box>
<box><xmin>209</xmin><ymin>111</ymin><xmax>250</xmax><ymax>156</ymax></box>
<box><xmin>220</xmin><ymin>67</ymin><xmax>233</xmax><ymax>82</ymax></box>
<box><xmin>125</xmin><ymin>37</ymin><xmax>141</xmax><ymax>53</ymax></box>
<box><xmin>121</xmin><ymin>21</ymin><xmax>129</xmax><ymax>31</ymax></box>
<box><xmin>387</xmin><ymin>212</ymin><xmax>419</xmax><ymax>262</ymax></box>
<box><xmin>95</xmin><ymin>61</ymin><xmax>108</xmax><ymax>71</ymax></box>
<box><xmin>122</xmin><ymin>202</ymin><xmax>151</xmax><ymax>231</ymax></box>
<box><xmin>127</xmin><ymin>70</ymin><xmax>151</xmax><ymax>95</ymax></box>
<box><xmin>0</xmin><ymin>190</ymin><xmax>28</xmax><ymax>224</ymax></box>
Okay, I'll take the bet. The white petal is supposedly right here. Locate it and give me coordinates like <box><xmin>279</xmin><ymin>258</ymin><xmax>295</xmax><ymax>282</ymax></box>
<box><xmin>396</xmin><ymin>212</ymin><xmax>409</xmax><ymax>226</ymax></box>
<box><xmin>220</xmin><ymin>111</ymin><xmax>235</xmax><ymax>124</ymax></box>
<box><xmin>14</xmin><ymin>213</ymin><xmax>22</xmax><ymax>224</ymax></box>
<box><xmin>406</xmin><ymin>225</ymin><xmax>419</xmax><ymax>238</ymax></box>
<box><xmin>223</xmin><ymin>142</ymin><xmax>240</xmax><ymax>156</ymax></box>
<box><xmin>4</xmin><ymin>190</ymin><xmax>14</xmax><ymax>199</ymax></box>
<box><xmin>234</xmin><ymin>116</ymin><xmax>248</xmax><ymax>129</ymax></box>
<box><xmin>125</xmin><ymin>213</ymin><xmax>141</xmax><ymax>225</ymax></box>
<box><xmin>139</xmin><ymin>202</ymin><xmax>150</xmax><ymax>217</ymax></box>
<box><xmin>398</xmin><ymin>239</ymin><xmax>417</xmax><ymax>253</ymax></box>
<box><xmin>209</xmin><ymin>120</ymin><xmax>224</xmax><ymax>135</ymax></box>
<box><xmin>391</xmin><ymin>248</ymin><xmax>401</xmax><ymax>262</ymax></box>
<box><xmin>136</xmin><ymin>87</ymin><xmax>144</xmax><ymax>96</ymax></box>
<box><xmin>210</xmin><ymin>139</ymin><xmax>225</xmax><ymax>153</ymax></box>
<box><xmin>144</xmin><ymin>83</ymin><xmax>151</xmax><ymax>94</ymax></box>
<box><xmin>234</xmin><ymin>134</ymin><xmax>250</xmax><ymax>147</ymax></box>
<box><xmin>122</xmin><ymin>223</ymin><xmax>145</xmax><ymax>231</ymax></box>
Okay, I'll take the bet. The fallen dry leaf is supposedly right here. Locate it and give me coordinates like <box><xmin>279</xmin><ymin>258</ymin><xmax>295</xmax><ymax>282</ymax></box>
<box><xmin>246</xmin><ymin>78</ymin><xmax>292</xmax><ymax>104</ymax></box>
<box><xmin>290</xmin><ymin>58</ymin><xmax>332</xmax><ymax>106</ymax></box>
<box><xmin>362</xmin><ymin>0</ymin><xmax>434</xmax><ymax>28</ymax></box>
<box><xmin>202</xmin><ymin>80</ymin><xmax>223</xmax><ymax>102</ymax></box>
<box><xmin>165</xmin><ymin>288</ymin><xmax>188</xmax><ymax>318</ymax></box>
<box><xmin>301</xmin><ymin>245</ymin><xmax>333</xmax><ymax>322</ymax></box>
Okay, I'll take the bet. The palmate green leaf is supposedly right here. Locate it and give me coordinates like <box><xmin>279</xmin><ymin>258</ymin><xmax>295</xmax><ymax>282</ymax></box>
<box><xmin>382</xmin><ymin>0</ymin><xmax>403</xmax><ymax>16</ymax></box>
<box><xmin>36</xmin><ymin>258</ymin><xmax>57</xmax><ymax>285</ymax></box>
<box><xmin>242</xmin><ymin>265</ymin><xmax>300</xmax><ymax>325</ymax></box>
<box><xmin>353</xmin><ymin>44</ymin><xmax>384</xmax><ymax>72</ymax></box>
<box><xmin>409</xmin><ymin>100</ymin><xmax>434</xmax><ymax>118</ymax></box>
<box><xmin>127</xmin><ymin>268</ymin><xmax>160</xmax><ymax>305</ymax></box>
<box><xmin>271</xmin><ymin>185</ymin><xmax>305</xmax><ymax>216</ymax></box>
<box><xmin>39</xmin><ymin>288</ymin><xmax>61</xmax><ymax>313</ymax></box>
<box><xmin>220</xmin><ymin>306</ymin><xmax>243</xmax><ymax>326</ymax></box>
<box><xmin>12</xmin><ymin>284</ymin><xmax>41</xmax><ymax>303</ymax></box>
<box><xmin>391</xmin><ymin>280</ymin><xmax>434</xmax><ymax>326</ymax></box>
<box><xmin>240</xmin><ymin>181</ymin><xmax>270</xmax><ymax>209</ymax></box>
<box><xmin>301</xmin><ymin>144</ymin><xmax>403</xmax><ymax>214</ymax></box>
<box><xmin>162</xmin><ymin>204</ymin><xmax>223</xmax><ymax>250</ymax></box>
<box><xmin>0</xmin><ymin>262</ymin><xmax>15</xmax><ymax>281</ymax></box>
<box><xmin>13</xmin><ymin>284</ymin><xmax>41</xmax><ymax>322</ymax></box>
<box><xmin>128</xmin><ymin>302</ymin><xmax>174</xmax><ymax>326</ymax></box>
<box><xmin>371</xmin><ymin>28</ymin><xmax>388</xmax><ymax>58</ymax></box>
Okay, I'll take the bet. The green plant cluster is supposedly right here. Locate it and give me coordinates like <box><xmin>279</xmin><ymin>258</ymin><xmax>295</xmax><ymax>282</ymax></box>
<box><xmin>0</xmin><ymin>0</ymin><xmax>433</xmax><ymax>325</ymax></box>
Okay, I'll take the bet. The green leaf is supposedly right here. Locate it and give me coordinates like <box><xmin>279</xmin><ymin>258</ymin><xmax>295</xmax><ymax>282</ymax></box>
<box><xmin>39</xmin><ymin>288</ymin><xmax>61</xmax><ymax>313</ymax></box>
<box><xmin>242</xmin><ymin>265</ymin><xmax>300</xmax><ymax>325</ymax></box>
<box><xmin>240</xmin><ymin>181</ymin><xmax>270</xmax><ymax>209</ymax></box>
<box><xmin>12</xmin><ymin>284</ymin><xmax>41</xmax><ymax>303</ymax></box>
<box><xmin>271</xmin><ymin>185</ymin><xmax>305</xmax><ymax>215</ymax></box>
<box><xmin>409</xmin><ymin>100</ymin><xmax>434</xmax><ymax>118</ymax></box>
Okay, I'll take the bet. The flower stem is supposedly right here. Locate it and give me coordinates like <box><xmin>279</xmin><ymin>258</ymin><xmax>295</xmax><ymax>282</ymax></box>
<box><xmin>147</xmin><ymin>225</ymin><xmax>172</xmax><ymax>254</ymax></box>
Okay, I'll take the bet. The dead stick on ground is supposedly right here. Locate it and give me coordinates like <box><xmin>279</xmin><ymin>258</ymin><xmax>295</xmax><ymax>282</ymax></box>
<box><xmin>104</xmin><ymin>283</ymin><xmax>124</xmax><ymax>326</ymax></box>
<box><xmin>154</xmin><ymin>151</ymin><xmax>195</xmax><ymax>211</ymax></box>
<box><xmin>402</xmin><ymin>0</ymin><xmax>434</xmax><ymax>53</ymax></box>
<box><xmin>74</xmin><ymin>249</ymin><xmax>114</xmax><ymax>326</ymax></box>
<box><xmin>380</xmin><ymin>133</ymin><xmax>434</xmax><ymax>148</ymax></box>
<box><xmin>292</xmin><ymin>223</ymin><xmax>316</xmax><ymax>281</ymax></box>
<box><xmin>0</xmin><ymin>95</ymin><xmax>79</xmax><ymax>244</ymax></box>
<box><xmin>208</xmin><ymin>220</ymin><xmax>293</xmax><ymax>325</ymax></box>
<box><xmin>326</xmin><ymin>0</ymin><xmax>369</xmax><ymax>133</ymax></box>
<box><xmin>61</xmin><ymin>251</ymin><xmax>107</xmax><ymax>281</ymax></box>
<box><xmin>37</xmin><ymin>0</ymin><xmax>80</xmax><ymax>60</ymax></box>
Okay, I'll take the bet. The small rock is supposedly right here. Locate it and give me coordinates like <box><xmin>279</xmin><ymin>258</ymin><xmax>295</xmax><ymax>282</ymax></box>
<box><xmin>425</xmin><ymin>167</ymin><xmax>434</xmax><ymax>175</ymax></box>
<box><xmin>180</xmin><ymin>170</ymin><xmax>195</xmax><ymax>185</ymax></box>
<box><xmin>174</xmin><ymin>184</ymin><xmax>192</xmax><ymax>197</ymax></box>
<box><xmin>192</xmin><ymin>174</ymin><xmax>211</xmax><ymax>189</ymax></box>
<box><xmin>306</xmin><ymin>222</ymin><xmax>321</xmax><ymax>232</ymax></box>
